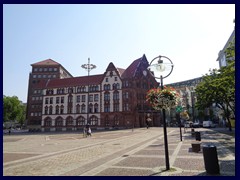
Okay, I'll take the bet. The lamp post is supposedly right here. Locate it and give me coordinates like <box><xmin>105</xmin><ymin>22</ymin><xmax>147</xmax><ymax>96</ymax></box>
<box><xmin>81</xmin><ymin>58</ymin><xmax>96</xmax><ymax>125</ymax></box>
<box><xmin>148</xmin><ymin>55</ymin><xmax>174</xmax><ymax>171</ymax></box>
<box><xmin>191</xmin><ymin>89</ymin><xmax>195</xmax><ymax>123</ymax></box>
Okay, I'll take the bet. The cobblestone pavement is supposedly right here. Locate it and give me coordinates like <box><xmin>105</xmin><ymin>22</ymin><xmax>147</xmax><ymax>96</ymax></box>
<box><xmin>3</xmin><ymin>127</ymin><xmax>235</xmax><ymax>176</ymax></box>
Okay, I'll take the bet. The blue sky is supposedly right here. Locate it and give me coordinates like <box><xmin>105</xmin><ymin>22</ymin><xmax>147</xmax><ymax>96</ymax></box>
<box><xmin>3</xmin><ymin>4</ymin><xmax>235</xmax><ymax>103</ymax></box>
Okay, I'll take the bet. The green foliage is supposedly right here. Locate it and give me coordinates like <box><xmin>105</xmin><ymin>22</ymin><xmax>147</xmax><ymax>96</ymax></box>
<box><xmin>3</xmin><ymin>95</ymin><xmax>26</xmax><ymax>125</ymax></box>
<box><xmin>195</xmin><ymin>42</ymin><xmax>235</xmax><ymax>131</ymax></box>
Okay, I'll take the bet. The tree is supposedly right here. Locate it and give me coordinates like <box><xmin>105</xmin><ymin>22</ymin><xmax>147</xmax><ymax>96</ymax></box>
<box><xmin>3</xmin><ymin>95</ymin><xmax>26</xmax><ymax>126</ymax></box>
<box><xmin>195</xmin><ymin>60</ymin><xmax>235</xmax><ymax>131</ymax></box>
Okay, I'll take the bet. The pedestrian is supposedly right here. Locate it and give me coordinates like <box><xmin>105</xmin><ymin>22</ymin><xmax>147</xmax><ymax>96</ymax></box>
<box><xmin>87</xmin><ymin>127</ymin><xmax>92</xmax><ymax>137</ymax></box>
<box><xmin>83</xmin><ymin>127</ymin><xmax>87</xmax><ymax>138</ymax></box>
<box><xmin>8</xmin><ymin>128</ymin><xmax>11</xmax><ymax>135</ymax></box>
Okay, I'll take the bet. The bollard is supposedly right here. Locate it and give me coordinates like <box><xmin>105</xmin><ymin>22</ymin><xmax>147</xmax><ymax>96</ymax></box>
<box><xmin>191</xmin><ymin>128</ymin><xmax>195</xmax><ymax>137</ymax></box>
<box><xmin>195</xmin><ymin>131</ymin><xmax>201</xmax><ymax>141</ymax></box>
<box><xmin>192</xmin><ymin>142</ymin><xmax>201</xmax><ymax>152</ymax></box>
<box><xmin>203</xmin><ymin>145</ymin><xmax>220</xmax><ymax>175</ymax></box>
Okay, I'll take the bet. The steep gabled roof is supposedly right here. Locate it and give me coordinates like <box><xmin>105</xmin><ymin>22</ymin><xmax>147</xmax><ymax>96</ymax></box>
<box><xmin>45</xmin><ymin>74</ymin><xmax>104</xmax><ymax>88</ymax></box>
<box><xmin>31</xmin><ymin>59</ymin><xmax>60</xmax><ymax>66</ymax></box>
<box><xmin>121</xmin><ymin>54</ymin><xmax>149</xmax><ymax>79</ymax></box>
<box><xmin>116</xmin><ymin>68</ymin><xmax>125</xmax><ymax>76</ymax></box>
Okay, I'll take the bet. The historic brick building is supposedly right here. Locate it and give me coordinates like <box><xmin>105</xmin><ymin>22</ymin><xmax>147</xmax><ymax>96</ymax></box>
<box><xmin>26</xmin><ymin>54</ymin><xmax>161</xmax><ymax>132</ymax></box>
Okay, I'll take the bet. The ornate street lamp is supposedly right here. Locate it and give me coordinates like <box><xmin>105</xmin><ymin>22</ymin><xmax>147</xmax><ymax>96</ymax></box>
<box><xmin>148</xmin><ymin>55</ymin><xmax>174</xmax><ymax>171</ymax></box>
<box><xmin>81</xmin><ymin>58</ymin><xmax>96</xmax><ymax>125</ymax></box>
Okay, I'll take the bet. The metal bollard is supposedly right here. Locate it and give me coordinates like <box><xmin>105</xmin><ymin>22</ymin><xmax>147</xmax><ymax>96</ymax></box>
<box><xmin>191</xmin><ymin>128</ymin><xmax>195</xmax><ymax>137</ymax></box>
<box><xmin>202</xmin><ymin>145</ymin><xmax>220</xmax><ymax>174</ymax></box>
<box><xmin>195</xmin><ymin>131</ymin><xmax>201</xmax><ymax>141</ymax></box>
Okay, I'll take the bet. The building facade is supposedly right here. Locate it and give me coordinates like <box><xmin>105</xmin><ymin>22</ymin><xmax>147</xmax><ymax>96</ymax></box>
<box><xmin>216</xmin><ymin>29</ymin><xmax>235</xmax><ymax>68</ymax></box>
<box><xmin>26</xmin><ymin>55</ymin><xmax>162</xmax><ymax>132</ymax></box>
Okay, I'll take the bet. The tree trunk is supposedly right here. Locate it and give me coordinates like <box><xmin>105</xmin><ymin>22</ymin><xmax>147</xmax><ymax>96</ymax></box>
<box><xmin>226</xmin><ymin>118</ymin><xmax>232</xmax><ymax>131</ymax></box>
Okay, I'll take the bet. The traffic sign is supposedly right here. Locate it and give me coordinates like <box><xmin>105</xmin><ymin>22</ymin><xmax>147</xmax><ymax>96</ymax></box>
<box><xmin>176</xmin><ymin>106</ymin><xmax>183</xmax><ymax>112</ymax></box>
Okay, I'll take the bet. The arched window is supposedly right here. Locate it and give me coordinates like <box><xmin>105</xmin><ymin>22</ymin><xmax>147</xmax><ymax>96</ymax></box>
<box><xmin>44</xmin><ymin>117</ymin><xmax>52</xmax><ymax>127</ymax></box>
<box><xmin>94</xmin><ymin>103</ymin><xmax>98</xmax><ymax>113</ymax></box>
<box><xmin>116</xmin><ymin>83</ymin><xmax>120</xmax><ymax>89</ymax></box>
<box><xmin>81</xmin><ymin>104</ymin><xmax>86</xmax><ymax>113</ymax></box>
<box><xmin>55</xmin><ymin>105</ymin><xmax>59</xmax><ymax>114</ymax></box>
<box><xmin>49</xmin><ymin>106</ymin><xmax>53</xmax><ymax>115</ymax></box>
<box><xmin>76</xmin><ymin>116</ymin><xmax>85</xmax><ymax>126</ymax></box>
<box><xmin>113</xmin><ymin>91</ymin><xmax>119</xmax><ymax>100</ymax></box>
<box><xmin>45</xmin><ymin>106</ymin><xmax>48</xmax><ymax>115</ymax></box>
<box><xmin>68</xmin><ymin>87</ymin><xmax>73</xmax><ymax>93</ymax></box>
<box><xmin>89</xmin><ymin>103</ymin><xmax>93</xmax><ymax>113</ymax></box>
<box><xmin>55</xmin><ymin>117</ymin><xmax>63</xmax><ymax>127</ymax></box>
<box><xmin>76</xmin><ymin>104</ymin><xmax>80</xmax><ymax>113</ymax></box>
<box><xmin>66</xmin><ymin>116</ymin><xmax>73</xmax><ymax>127</ymax></box>
<box><xmin>60</xmin><ymin>105</ymin><xmax>64</xmax><ymax>114</ymax></box>
<box><xmin>90</xmin><ymin>116</ymin><xmax>98</xmax><ymax>126</ymax></box>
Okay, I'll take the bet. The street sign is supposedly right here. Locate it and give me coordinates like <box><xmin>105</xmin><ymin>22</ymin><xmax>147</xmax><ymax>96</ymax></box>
<box><xmin>176</xmin><ymin>106</ymin><xmax>183</xmax><ymax>112</ymax></box>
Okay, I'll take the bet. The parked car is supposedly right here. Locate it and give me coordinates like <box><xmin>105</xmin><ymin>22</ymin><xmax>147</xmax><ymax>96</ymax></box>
<box><xmin>203</xmin><ymin>121</ymin><xmax>216</xmax><ymax>128</ymax></box>
<box><xmin>192</xmin><ymin>122</ymin><xmax>200</xmax><ymax>128</ymax></box>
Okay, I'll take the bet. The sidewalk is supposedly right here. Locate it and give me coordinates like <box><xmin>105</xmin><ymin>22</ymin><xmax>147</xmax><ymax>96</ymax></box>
<box><xmin>3</xmin><ymin>127</ymin><xmax>235</xmax><ymax>176</ymax></box>
<box><xmin>90</xmin><ymin>128</ymin><xmax>235</xmax><ymax>176</ymax></box>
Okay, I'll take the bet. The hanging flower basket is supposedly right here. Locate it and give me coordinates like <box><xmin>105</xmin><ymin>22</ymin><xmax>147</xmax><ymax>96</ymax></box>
<box><xmin>146</xmin><ymin>86</ymin><xmax>180</xmax><ymax>110</ymax></box>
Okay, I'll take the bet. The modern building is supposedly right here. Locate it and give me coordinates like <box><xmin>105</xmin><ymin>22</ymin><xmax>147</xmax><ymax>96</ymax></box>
<box><xmin>26</xmin><ymin>59</ymin><xmax>73</xmax><ymax>131</ymax></box>
<box><xmin>216</xmin><ymin>29</ymin><xmax>235</xmax><ymax>68</ymax></box>
<box><xmin>26</xmin><ymin>54</ymin><xmax>162</xmax><ymax>132</ymax></box>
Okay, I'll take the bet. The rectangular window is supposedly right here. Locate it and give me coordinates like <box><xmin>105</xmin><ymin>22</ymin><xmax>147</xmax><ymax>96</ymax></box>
<box><xmin>44</xmin><ymin>68</ymin><xmax>47</xmax><ymax>71</ymax></box>
<box><xmin>56</xmin><ymin>97</ymin><xmax>60</xmax><ymax>104</ymax></box>
<box><xmin>115</xmin><ymin>77</ymin><xmax>117</xmax><ymax>81</ymax></box>
<box><xmin>104</xmin><ymin>94</ymin><xmax>110</xmax><ymax>101</ymax></box>
<box><xmin>82</xmin><ymin>95</ymin><xmax>86</xmax><ymax>102</ymax></box>
<box><xmin>68</xmin><ymin>107</ymin><xmax>72</xmax><ymax>114</ymax></box>
<box><xmin>68</xmin><ymin>96</ymin><xmax>73</xmax><ymax>103</ymax></box>
<box><xmin>81</xmin><ymin>106</ymin><xmax>86</xmax><ymax>113</ymax></box>
<box><xmin>50</xmin><ymin>97</ymin><xmax>53</xmax><ymax>104</ymax></box>
<box><xmin>123</xmin><ymin>103</ymin><xmax>129</xmax><ymax>111</ymax></box>
<box><xmin>77</xmin><ymin>95</ymin><xmax>81</xmax><ymax>103</ymax></box>
<box><xmin>61</xmin><ymin>97</ymin><xmax>64</xmax><ymax>103</ymax></box>
<box><xmin>106</xmin><ymin>78</ymin><xmax>108</xmax><ymax>82</ymax></box>
<box><xmin>89</xmin><ymin>95</ymin><xmax>93</xmax><ymax>102</ymax></box>
<box><xmin>54</xmin><ymin>68</ymin><xmax>57</xmax><ymax>71</ymax></box>
<box><xmin>60</xmin><ymin>106</ymin><xmax>64</xmax><ymax>114</ymax></box>
<box><xmin>113</xmin><ymin>104</ymin><xmax>119</xmax><ymax>112</ymax></box>
<box><xmin>45</xmin><ymin>98</ymin><xmax>49</xmax><ymax>104</ymax></box>
<box><xmin>94</xmin><ymin>94</ymin><xmax>99</xmax><ymax>102</ymax></box>
<box><xmin>104</xmin><ymin>105</ymin><xmax>110</xmax><ymax>112</ymax></box>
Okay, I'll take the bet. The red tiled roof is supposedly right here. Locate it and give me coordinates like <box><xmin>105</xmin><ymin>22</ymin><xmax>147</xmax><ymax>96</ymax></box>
<box><xmin>31</xmin><ymin>59</ymin><xmax>60</xmax><ymax>66</ymax></box>
<box><xmin>32</xmin><ymin>80</ymin><xmax>48</xmax><ymax>89</ymax></box>
<box><xmin>45</xmin><ymin>74</ymin><xmax>104</xmax><ymax>88</ymax></box>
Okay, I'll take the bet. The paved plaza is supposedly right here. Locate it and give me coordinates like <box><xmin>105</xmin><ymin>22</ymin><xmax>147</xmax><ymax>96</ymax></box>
<box><xmin>3</xmin><ymin>127</ymin><xmax>235</xmax><ymax>176</ymax></box>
